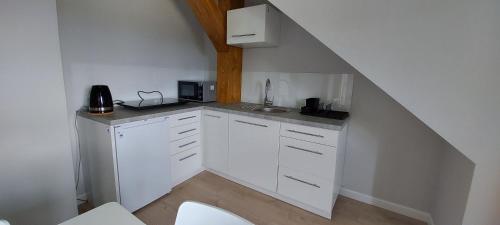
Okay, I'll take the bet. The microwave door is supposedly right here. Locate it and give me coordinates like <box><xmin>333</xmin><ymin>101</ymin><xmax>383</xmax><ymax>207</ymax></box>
<box><xmin>179</xmin><ymin>82</ymin><xmax>199</xmax><ymax>101</ymax></box>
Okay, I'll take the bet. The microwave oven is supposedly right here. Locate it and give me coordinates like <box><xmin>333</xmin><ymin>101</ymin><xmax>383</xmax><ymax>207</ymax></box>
<box><xmin>178</xmin><ymin>80</ymin><xmax>216</xmax><ymax>102</ymax></box>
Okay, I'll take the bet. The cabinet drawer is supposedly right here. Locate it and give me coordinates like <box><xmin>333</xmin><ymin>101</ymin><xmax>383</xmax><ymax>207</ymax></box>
<box><xmin>279</xmin><ymin>137</ymin><xmax>336</xmax><ymax>180</ymax></box>
<box><xmin>169</xmin><ymin>111</ymin><xmax>201</xmax><ymax>127</ymax></box>
<box><xmin>280</xmin><ymin>123</ymin><xmax>338</xmax><ymax>147</ymax></box>
<box><xmin>170</xmin><ymin>122</ymin><xmax>201</xmax><ymax>142</ymax></box>
<box><xmin>170</xmin><ymin>134</ymin><xmax>200</xmax><ymax>156</ymax></box>
<box><xmin>278</xmin><ymin>166</ymin><xmax>333</xmax><ymax>211</ymax></box>
<box><xmin>203</xmin><ymin>110</ymin><xmax>228</xmax><ymax>120</ymax></box>
<box><xmin>171</xmin><ymin>147</ymin><xmax>201</xmax><ymax>184</ymax></box>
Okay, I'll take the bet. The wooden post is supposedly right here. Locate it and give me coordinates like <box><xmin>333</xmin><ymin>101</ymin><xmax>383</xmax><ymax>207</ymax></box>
<box><xmin>186</xmin><ymin>0</ymin><xmax>244</xmax><ymax>104</ymax></box>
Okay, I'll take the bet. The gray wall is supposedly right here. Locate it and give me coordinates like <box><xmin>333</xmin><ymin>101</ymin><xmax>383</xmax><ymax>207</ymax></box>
<box><xmin>242</xmin><ymin>0</ymin><xmax>447</xmax><ymax>214</ymax></box>
<box><xmin>0</xmin><ymin>0</ymin><xmax>78</xmax><ymax>224</ymax></box>
<box><xmin>345</xmin><ymin>74</ymin><xmax>444</xmax><ymax>212</ymax></box>
<box><xmin>432</xmin><ymin>144</ymin><xmax>475</xmax><ymax>225</ymax></box>
<box><xmin>57</xmin><ymin>0</ymin><xmax>214</xmax><ymax>197</ymax></box>
<box><xmin>243</xmin><ymin>1</ymin><xmax>353</xmax><ymax>74</ymax></box>
<box><xmin>266</xmin><ymin>1</ymin><xmax>499</xmax><ymax>224</ymax></box>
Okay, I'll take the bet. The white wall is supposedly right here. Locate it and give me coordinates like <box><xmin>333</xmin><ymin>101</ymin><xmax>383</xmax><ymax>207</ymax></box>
<box><xmin>431</xmin><ymin>144</ymin><xmax>474</xmax><ymax>225</ymax></box>
<box><xmin>0</xmin><ymin>0</ymin><xmax>78</xmax><ymax>224</ymax></box>
<box><xmin>266</xmin><ymin>1</ymin><xmax>499</xmax><ymax>224</ymax></box>
<box><xmin>344</xmin><ymin>74</ymin><xmax>445</xmax><ymax>212</ymax></box>
<box><xmin>242</xmin><ymin>0</ymin><xmax>449</xmax><ymax>216</ymax></box>
<box><xmin>57</xmin><ymin>0</ymin><xmax>214</xmax><ymax>197</ymax></box>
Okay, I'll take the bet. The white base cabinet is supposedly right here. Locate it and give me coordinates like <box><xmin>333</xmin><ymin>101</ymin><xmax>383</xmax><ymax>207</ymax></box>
<box><xmin>168</xmin><ymin>111</ymin><xmax>203</xmax><ymax>186</ymax></box>
<box><xmin>207</xmin><ymin>116</ymin><xmax>348</xmax><ymax>219</ymax></box>
<box><xmin>202</xmin><ymin>110</ymin><xmax>229</xmax><ymax>173</ymax></box>
<box><xmin>228</xmin><ymin>114</ymin><xmax>280</xmax><ymax>192</ymax></box>
<box><xmin>79</xmin><ymin>108</ymin><xmax>346</xmax><ymax>219</ymax></box>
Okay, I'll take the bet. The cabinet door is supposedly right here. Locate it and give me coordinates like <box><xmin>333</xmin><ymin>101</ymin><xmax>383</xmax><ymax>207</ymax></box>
<box><xmin>228</xmin><ymin>114</ymin><xmax>280</xmax><ymax>191</ymax></box>
<box><xmin>227</xmin><ymin>4</ymin><xmax>266</xmax><ymax>45</ymax></box>
<box><xmin>114</xmin><ymin>118</ymin><xmax>171</xmax><ymax>212</ymax></box>
<box><xmin>203</xmin><ymin>110</ymin><xmax>229</xmax><ymax>173</ymax></box>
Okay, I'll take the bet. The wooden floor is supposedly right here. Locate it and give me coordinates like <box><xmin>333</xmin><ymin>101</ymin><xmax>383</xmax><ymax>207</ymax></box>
<box><xmin>133</xmin><ymin>171</ymin><xmax>426</xmax><ymax>225</ymax></box>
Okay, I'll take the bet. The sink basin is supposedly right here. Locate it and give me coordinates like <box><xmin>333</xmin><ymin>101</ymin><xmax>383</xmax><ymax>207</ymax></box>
<box><xmin>252</xmin><ymin>107</ymin><xmax>289</xmax><ymax>113</ymax></box>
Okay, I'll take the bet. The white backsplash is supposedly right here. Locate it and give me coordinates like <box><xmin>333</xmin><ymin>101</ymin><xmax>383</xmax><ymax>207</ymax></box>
<box><xmin>242</xmin><ymin>72</ymin><xmax>353</xmax><ymax>111</ymax></box>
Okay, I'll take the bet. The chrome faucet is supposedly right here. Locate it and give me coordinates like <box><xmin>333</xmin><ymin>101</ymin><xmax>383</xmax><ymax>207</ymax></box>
<box><xmin>264</xmin><ymin>78</ymin><xmax>273</xmax><ymax>106</ymax></box>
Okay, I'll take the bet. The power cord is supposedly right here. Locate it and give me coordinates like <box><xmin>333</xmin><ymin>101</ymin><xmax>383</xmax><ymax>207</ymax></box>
<box><xmin>137</xmin><ymin>90</ymin><xmax>164</xmax><ymax>103</ymax></box>
<box><xmin>74</xmin><ymin>111</ymin><xmax>85</xmax><ymax>203</ymax></box>
<box><xmin>113</xmin><ymin>99</ymin><xmax>125</xmax><ymax>105</ymax></box>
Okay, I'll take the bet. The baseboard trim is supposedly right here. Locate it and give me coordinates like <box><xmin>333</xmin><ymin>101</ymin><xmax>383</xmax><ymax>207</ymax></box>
<box><xmin>340</xmin><ymin>188</ymin><xmax>433</xmax><ymax>225</ymax></box>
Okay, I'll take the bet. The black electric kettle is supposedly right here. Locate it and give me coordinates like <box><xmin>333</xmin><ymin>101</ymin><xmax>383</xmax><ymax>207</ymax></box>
<box><xmin>88</xmin><ymin>85</ymin><xmax>113</xmax><ymax>114</ymax></box>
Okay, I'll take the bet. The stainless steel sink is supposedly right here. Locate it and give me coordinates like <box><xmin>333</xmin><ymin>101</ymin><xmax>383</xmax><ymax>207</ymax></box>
<box><xmin>252</xmin><ymin>107</ymin><xmax>289</xmax><ymax>113</ymax></box>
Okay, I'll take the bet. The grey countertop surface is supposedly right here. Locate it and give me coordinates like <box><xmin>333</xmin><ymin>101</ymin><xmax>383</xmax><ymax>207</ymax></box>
<box><xmin>78</xmin><ymin>102</ymin><xmax>348</xmax><ymax>130</ymax></box>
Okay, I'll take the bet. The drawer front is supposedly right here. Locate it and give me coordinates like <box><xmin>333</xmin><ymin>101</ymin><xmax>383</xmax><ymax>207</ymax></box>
<box><xmin>171</xmin><ymin>147</ymin><xmax>202</xmax><ymax>184</ymax></box>
<box><xmin>279</xmin><ymin>137</ymin><xmax>336</xmax><ymax>180</ymax></box>
<box><xmin>278</xmin><ymin>166</ymin><xmax>333</xmax><ymax>211</ymax></box>
<box><xmin>169</xmin><ymin>110</ymin><xmax>201</xmax><ymax>128</ymax></box>
<box><xmin>280</xmin><ymin>123</ymin><xmax>339</xmax><ymax>147</ymax></box>
<box><xmin>170</xmin><ymin>134</ymin><xmax>201</xmax><ymax>156</ymax></box>
<box><xmin>170</xmin><ymin>122</ymin><xmax>201</xmax><ymax>142</ymax></box>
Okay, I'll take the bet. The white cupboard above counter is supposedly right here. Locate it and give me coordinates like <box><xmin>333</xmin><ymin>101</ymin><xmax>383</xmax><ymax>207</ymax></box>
<box><xmin>227</xmin><ymin>4</ymin><xmax>281</xmax><ymax>48</ymax></box>
<box><xmin>77</xmin><ymin>103</ymin><xmax>348</xmax><ymax>218</ymax></box>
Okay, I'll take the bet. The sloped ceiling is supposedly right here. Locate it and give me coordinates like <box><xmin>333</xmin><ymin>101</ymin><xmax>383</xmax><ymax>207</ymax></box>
<box><xmin>265</xmin><ymin>0</ymin><xmax>500</xmax><ymax>224</ymax></box>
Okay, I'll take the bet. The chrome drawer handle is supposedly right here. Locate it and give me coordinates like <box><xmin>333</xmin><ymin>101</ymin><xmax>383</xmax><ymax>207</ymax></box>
<box><xmin>286</xmin><ymin>129</ymin><xmax>324</xmax><ymax>138</ymax></box>
<box><xmin>179</xmin><ymin>141</ymin><xmax>197</xmax><ymax>148</ymax></box>
<box><xmin>179</xmin><ymin>153</ymin><xmax>197</xmax><ymax>161</ymax></box>
<box><xmin>178</xmin><ymin>128</ymin><xmax>196</xmax><ymax>135</ymax></box>
<box><xmin>205</xmin><ymin>114</ymin><xmax>221</xmax><ymax>119</ymax></box>
<box><xmin>286</xmin><ymin>145</ymin><xmax>323</xmax><ymax>155</ymax></box>
<box><xmin>235</xmin><ymin>120</ymin><xmax>268</xmax><ymax>128</ymax></box>
<box><xmin>284</xmin><ymin>175</ymin><xmax>320</xmax><ymax>188</ymax></box>
<box><xmin>178</xmin><ymin>115</ymin><xmax>196</xmax><ymax>121</ymax></box>
<box><xmin>232</xmin><ymin>33</ymin><xmax>256</xmax><ymax>38</ymax></box>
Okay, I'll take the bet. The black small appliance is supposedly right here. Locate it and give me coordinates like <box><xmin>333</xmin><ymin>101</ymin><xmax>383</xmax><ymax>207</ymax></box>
<box><xmin>300</xmin><ymin>97</ymin><xmax>349</xmax><ymax>120</ymax></box>
<box><xmin>305</xmin><ymin>98</ymin><xmax>320</xmax><ymax>112</ymax></box>
<box><xmin>178</xmin><ymin>80</ymin><xmax>216</xmax><ymax>102</ymax></box>
<box><xmin>88</xmin><ymin>85</ymin><xmax>113</xmax><ymax>114</ymax></box>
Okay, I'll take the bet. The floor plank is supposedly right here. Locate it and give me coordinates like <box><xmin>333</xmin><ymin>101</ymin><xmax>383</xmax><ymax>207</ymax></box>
<box><xmin>134</xmin><ymin>171</ymin><xmax>426</xmax><ymax>225</ymax></box>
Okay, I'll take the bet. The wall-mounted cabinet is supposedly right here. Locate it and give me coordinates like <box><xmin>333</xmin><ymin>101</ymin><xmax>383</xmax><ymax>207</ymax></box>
<box><xmin>227</xmin><ymin>4</ymin><xmax>280</xmax><ymax>48</ymax></box>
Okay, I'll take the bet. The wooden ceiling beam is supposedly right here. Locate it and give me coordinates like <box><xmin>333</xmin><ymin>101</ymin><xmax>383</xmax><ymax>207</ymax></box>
<box><xmin>187</xmin><ymin>0</ymin><xmax>244</xmax><ymax>104</ymax></box>
<box><xmin>186</xmin><ymin>0</ymin><xmax>228</xmax><ymax>52</ymax></box>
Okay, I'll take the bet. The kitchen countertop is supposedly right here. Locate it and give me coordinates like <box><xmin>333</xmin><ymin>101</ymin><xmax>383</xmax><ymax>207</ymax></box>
<box><xmin>78</xmin><ymin>102</ymin><xmax>348</xmax><ymax>131</ymax></box>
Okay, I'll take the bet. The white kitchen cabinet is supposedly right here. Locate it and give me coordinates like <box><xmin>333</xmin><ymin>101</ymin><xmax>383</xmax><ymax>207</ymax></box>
<box><xmin>280</xmin><ymin>123</ymin><xmax>339</xmax><ymax>147</ymax></box>
<box><xmin>228</xmin><ymin>114</ymin><xmax>280</xmax><ymax>191</ymax></box>
<box><xmin>277</xmin><ymin>166</ymin><xmax>333</xmax><ymax>212</ymax></box>
<box><xmin>79</xmin><ymin>107</ymin><xmax>347</xmax><ymax>219</ymax></box>
<box><xmin>279</xmin><ymin>137</ymin><xmax>337</xmax><ymax>180</ymax></box>
<box><xmin>227</xmin><ymin>4</ymin><xmax>280</xmax><ymax>48</ymax></box>
<box><xmin>170</xmin><ymin>134</ymin><xmax>200</xmax><ymax>156</ymax></box>
<box><xmin>171</xmin><ymin>146</ymin><xmax>202</xmax><ymax>184</ymax></box>
<box><xmin>77</xmin><ymin>116</ymin><xmax>171</xmax><ymax>212</ymax></box>
<box><xmin>168</xmin><ymin>110</ymin><xmax>201</xmax><ymax>127</ymax></box>
<box><xmin>277</xmin><ymin>122</ymin><xmax>348</xmax><ymax>219</ymax></box>
<box><xmin>168</xmin><ymin>111</ymin><xmax>203</xmax><ymax>186</ymax></box>
<box><xmin>203</xmin><ymin>110</ymin><xmax>229</xmax><ymax>173</ymax></box>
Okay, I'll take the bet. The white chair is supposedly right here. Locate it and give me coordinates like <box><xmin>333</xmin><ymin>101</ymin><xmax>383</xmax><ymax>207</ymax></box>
<box><xmin>0</xmin><ymin>220</ymin><xmax>10</xmax><ymax>225</ymax></box>
<box><xmin>174</xmin><ymin>201</ymin><xmax>254</xmax><ymax>225</ymax></box>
